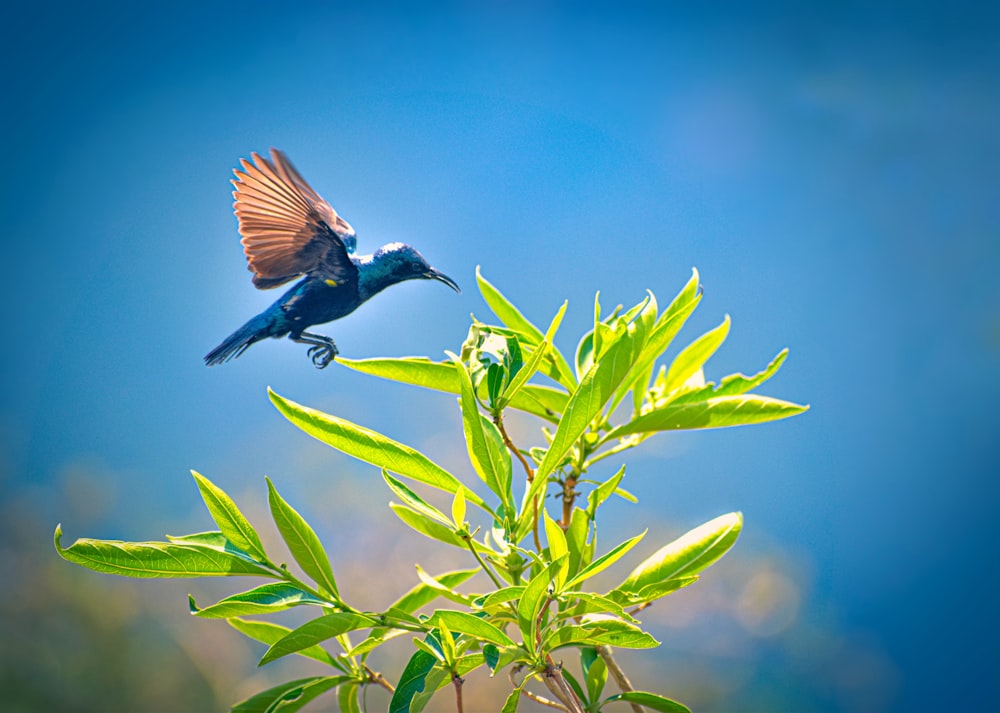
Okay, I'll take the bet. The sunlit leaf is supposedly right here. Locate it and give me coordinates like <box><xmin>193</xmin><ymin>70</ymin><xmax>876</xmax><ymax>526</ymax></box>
<box><xmin>266</xmin><ymin>478</ymin><xmax>338</xmax><ymax>598</ymax></box>
<box><xmin>190</xmin><ymin>582</ymin><xmax>326</xmax><ymax>618</ymax></box>
<box><xmin>517</xmin><ymin>555</ymin><xmax>565</xmax><ymax>647</ymax></box>
<box><xmin>268</xmin><ymin>389</ymin><xmax>490</xmax><ymax>513</ymax></box>
<box><xmin>390</xmin><ymin>568</ymin><xmax>479</xmax><ymax>615</ymax></box>
<box><xmin>543</xmin><ymin>510</ymin><xmax>569</xmax><ymax>591</ymax></box>
<box><xmin>610</xmin><ymin>395</ymin><xmax>809</xmax><ymax>436</ymax></box>
<box><xmin>565</xmin><ymin>531</ymin><xmax>645</xmax><ymax>589</ymax></box>
<box><xmin>259</xmin><ymin>612</ymin><xmax>376</xmax><ymax>666</ymax></box>
<box><xmin>388</xmin><ymin>648</ymin><xmax>437</xmax><ymax>713</ymax></box>
<box><xmin>231</xmin><ymin>676</ymin><xmax>350</xmax><ymax>713</ymax></box>
<box><xmin>661</xmin><ymin>315</ymin><xmax>730</xmax><ymax>395</ymax></box>
<box><xmin>390</xmin><ymin>504</ymin><xmax>465</xmax><ymax>548</ymax></box>
<box><xmin>54</xmin><ymin>525</ymin><xmax>275</xmax><ymax>578</ymax></box>
<box><xmin>543</xmin><ymin>619</ymin><xmax>659</xmax><ymax>650</ymax></box>
<box><xmin>227</xmin><ymin>618</ymin><xmax>342</xmax><ymax>669</ymax></box>
<box><xmin>190</xmin><ymin>470</ymin><xmax>266</xmax><ymax>562</ymax></box>
<box><xmin>427</xmin><ymin>610</ymin><xmax>516</xmax><ymax>648</ymax></box>
<box><xmin>614</xmin><ymin>513</ymin><xmax>742</xmax><ymax>596</ymax></box>
<box><xmin>603</xmin><ymin>691</ymin><xmax>692</xmax><ymax>713</ymax></box>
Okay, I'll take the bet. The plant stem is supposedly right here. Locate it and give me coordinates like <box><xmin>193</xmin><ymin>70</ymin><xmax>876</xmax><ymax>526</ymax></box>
<box><xmin>464</xmin><ymin>534</ymin><xmax>505</xmax><ymax>590</ymax></box>
<box><xmin>596</xmin><ymin>645</ymin><xmax>644</xmax><ymax>713</ymax></box>
<box><xmin>494</xmin><ymin>412</ymin><xmax>543</xmax><ymax>551</ymax></box>
<box><xmin>364</xmin><ymin>664</ymin><xmax>395</xmax><ymax>694</ymax></box>
<box><xmin>453</xmin><ymin>673</ymin><xmax>464</xmax><ymax>713</ymax></box>
<box><xmin>509</xmin><ymin>668</ymin><xmax>568</xmax><ymax>711</ymax></box>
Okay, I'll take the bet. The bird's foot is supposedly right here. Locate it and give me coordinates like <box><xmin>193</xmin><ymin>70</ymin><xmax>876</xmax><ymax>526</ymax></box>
<box><xmin>307</xmin><ymin>343</ymin><xmax>338</xmax><ymax>369</ymax></box>
<box><xmin>293</xmin><ymin>332</ymin><xmax>339</xmax><ymax>369</ymax></box>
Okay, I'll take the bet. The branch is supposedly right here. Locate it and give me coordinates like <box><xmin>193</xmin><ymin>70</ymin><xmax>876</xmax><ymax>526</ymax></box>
<box><xmin>495</xmin><ymin>413</ymin><xmax>544</xmax><ymax>552</ymax></box>
<box><xmin>596</xmin><ymin>645</ymin><xmax>644</xmax><ymax>713</ymax></box>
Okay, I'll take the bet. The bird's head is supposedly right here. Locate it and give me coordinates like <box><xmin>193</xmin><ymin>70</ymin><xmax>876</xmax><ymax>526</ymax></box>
<box><xmin>372</xmin><ymin>242</ymin><xmax>460</xmax><ymax>293</ymax></box>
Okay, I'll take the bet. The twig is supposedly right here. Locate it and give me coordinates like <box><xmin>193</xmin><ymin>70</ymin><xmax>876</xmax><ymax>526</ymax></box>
<box><xmin>364</xmin><ymin>664</ymin><xmax>395</xmax><ymax>694</ymax></box>
<box><xmin>495</xmin><ymin>413</ymin><xmax>544</xmax><ymax>552</ymax></box>
<box><xmin>596</xmin><ymin>645</ymin><xmax>644</xmax><ymax>713</ymax></box>
<box><xmin>453</xmin><ymin>673</ymin><xmax>464</xmax><ymax>713</ymax></box>
<box><xmin>508</xmin><ymin>667</ymin><xmax>569</xmax><ymax>711</ymax></box>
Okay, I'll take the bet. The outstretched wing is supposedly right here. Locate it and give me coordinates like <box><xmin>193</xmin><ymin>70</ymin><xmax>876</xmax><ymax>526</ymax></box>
<box><xmin>232</xmin><ymin>149</ymin><xmax>359</xmax><ymax>289</ymax></box>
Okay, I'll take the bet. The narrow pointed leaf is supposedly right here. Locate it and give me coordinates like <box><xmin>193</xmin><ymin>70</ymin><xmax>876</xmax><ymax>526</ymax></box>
<box><xmin>337</xmin><ymin>682</ymin><xmax>361</xmax><ymax>713</ymax></box>
<box><xmin>587</xmin><ymin>465</ymin><xmax>627</xmax><ymax>517</ymax></box>
<box><xmin>670</xmin><ymin>348</ymin><xmax>790</xmax><ymax>405</ymax></box>
<box><xmin>565</xmin><ymin>506</ymin><xmax>589</xmax><ymax>579</ymax></box>
<box><xmin>54</xmin><ymin>525</ymin><xmax>275</xmax><ymax>578</ymax></box>
<box><xmin>389</xmin><ymin>648</ymin><xmax>437</xmax><ymax>713</ymax></box>
<box><xmin>565</xmin><ymin>530</ymin><xmax>646</xmax><ymax>589</ymax></box>
<box><xmin>382</xmin><ymin>471</ymin><xmax>453</xmax><ymax>526</ymax></box>
<box><xmin>390</xmin><ymin>504</ymin><xmax>465</xmax><ymax>548</ymax></box>
<box><xmin>390</xmin><ymin>568</ymin><xmax>479</xmax><ymax>615</ymax></box>
<box><xmin>191</xmin><ymin>582</ymin><xmax>326</xmax><ymax>618</ymax></box>
<box><xmin>415</xmin><ymin>565</ymin><xmax>477</xmax><ymax>606</ymax></box>
<box><xmin>259</xmin><ymin>612</ymin><xmax>376</xmax><ymax>666</ymax></box>
<box><xmin>428</xmin><ymin>610</ymin><xmax>516</xmax><ymax>647</ymax></box>
<box><xmin>517</xmin><ymin>555</ymin><xmax>565</xmax><ymax>646</ymax></box>
<box><xmin>604</xmin><ymin>691</ymin><xmax>692</xmax><ymax>713</ymax></box>
<box><xmin>266</xmin><ymin>478</ymin><xmax>338</xmax><ymax>598</ymax></box>
<box><xmin>543</xmin><ymin>509</ymin><xmax>569</xmax><ymax>591</ymax></box>
<box><xmin>227</xmin><ymin>618</ymin><xmax>342</xmax><ymax>669</ymax></box>
<box><xmin>476</xmin><ymin>267</ymin><xmax>576</xmax><ymax>389</ymax></box>
<box><xmin>337</xmin><ymin>356</ymin><xmax>566</xmax><ymax>422</ymax></box>
<box><xmin>501</xmin><ymin>300</ymin><xmax>568</xmax><ymax>406</ymax></box>
<box><xmin>231</xmin><ymin>676</ymin><xmax>350</xmax><ymax>713</ymax></box>
<box><xmin>586</xmin><ymin>654</ymin><xmax>608</xmax><ymax>704</ymax></box>
<box><xmin>268</xmin><ymin>389</ymin><xmax>490</xmax><ymax>513</ymax></box>
<box><xmin>190</xmin><ymin>470</ymin><xmax>267</xmax><ymax>561</ymax></box>
<box><xmin>662</xmin><ymin>315</ymin><xmax>731</xmax><ymax>394</ymax></box>
<box><xmin>608</xmin><ymin>576</ymin><xmax>699</xmax><ymax>606</ymax></box>
<box><xmin>615</xmin><ymin>513</ymin><xmax>743</xmax><ymax>595</ymax></box>
<box><xmin>544</xmin><ymin>620</ymin><xmax>659</xmax><ymax>650</ymax></box>
<box><xmin>611</xmin><ymin>395</ymin><xmax>809</xmax><ymax>436</ymax></box>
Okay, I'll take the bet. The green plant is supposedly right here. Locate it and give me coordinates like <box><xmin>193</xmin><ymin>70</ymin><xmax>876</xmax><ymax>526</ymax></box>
<box><xmin>56</xmin><ymin>268</ymin><xmax>807</xmax><ymax>712</ymax></box>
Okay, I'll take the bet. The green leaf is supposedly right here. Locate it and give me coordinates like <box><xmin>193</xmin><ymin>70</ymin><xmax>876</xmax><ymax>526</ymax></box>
<box><xmin>259</xmin><ymin>612</ymin><xmax>376</xmax><ymax>666</ymax></box>
<box><xmin>451</xmin><ymin>489</ymin><xmax>467</xmax><ymax>528</ymax></box>
<box><xmin>609</xmin><ymin>575</ymin><xmax>699</xmax><ymax>606</ymax></box>
<box><xmin>415</xmin><ymin>565</ymin><xmax>477</xmax><ymax>607</ymax></box>
<box><xmin>587</xmin><ymin>465</ymin><xmax>627</xmax><ymax>517</ymax></box>
<box><xmin>388</xmin><ymin>648</ymin><xmax>437</xmax><ymax>713</ymax></box>
<box><xmin>670</xmin><ymin>348</ymin><xmax>790</xmax><ymax>405</ymax></box>
<box><xmin>390</xmin><ymin>504</ymin><xmax>466</xmax><ymax>548</ymax></box>
<box><xmin>501</xmin><ymin>300</ymin><xmax>568</xmax><ymax>407</ymax></box>
<box><xmin>268</xmin><ymin>389</ymin><xmax>490</xmax><ymax>513</ymax></box>
<box><xmin>427</xmin><ymin>610</ymin><xmax>516</xmax><ymax>648</ymax></box>
<box><xmin>543</xmin><ymin>510</ymin><xmax>569</xmax><ymax>592</ymax></box>
<box><xmin>561</xmin><ymin>592</ymin><xmax>636</xmax><ymax>623</ymax></box>
<box><xmin>337</xmin><ymin>682</ymin><xmax>361</xmax><ymax>713</ymax></box>
<box><xmin>231</xmin><ymin>676</ymin><xmax>350</xmax><ymax>713</ymax></box>
<box><xmin>501</xmin><ymin>682</ymin><xmax>526</xmax><ymax>713</ymax></box>
<box><xmin>585</xmin><ymin>651</ymin><xmax>608</xmax><ymax>704</ymax></box>
<box><xmin>382</xmin><ymin>471</ymin><xmax>453</xmax><ymax>527</ymax></box>
<box><xmin>564</xmin><ymin>507</ymin><xmax>589</xmax><ymax>580</ymax></box>
<box><xmin>338</xmin><ymin>355</ymin><xmax>566</xmax><ymax>422</ymax></box>
<box><xmin>451</xmin><ymin>352</ymin><xmax>512</xmax><ymax>510</ymax></box>
<box><xmin>517</xmin><ymin>555</ymin><xmax>565</xmax><ymax>648</ymax></box>
<box><xmin>565</xmin><ymin>530</ymin><xmax>645</xmax><ymax>589</ymax></box>
<box><xmin>527</xmin><ymin>315</ymin><xmax>645</xmax><ymax>507</ymax></box>
<box><xmin>390</xmin><ymin>568</ymin><xmax>479</xmax><ymax>615</ymax></box>
<box><xmin>476</xmin><ymin>266</ymin><xmax>576</xmax><ymax>389</ymax></box>
<box><xmin>603</xmin><ymin>691</ymin><xmax>692</xmax><ymax>713</ymax></box>
<box><xmin>227</xmin><ymin>618</ymin><xmax>342</xmax><ymax>669</ymax></box>
<box><xmin>190</xmin><ymin>582</ymin><xmax>326</xmax><ymax>618</ymax></box>
<box><xmin>484</xmin><ymin>644</ymin><xmax>500</xmax><ymax>673</ymax></box>
<box><xmin>543</xmin><ymin>620</ymin><xmax>659</xmax><ymax>650</ymax></box>
<box><xmin>614</xmin><ymin>513</ymin><xmax>743</xmax><ymax>595</ymax></box>
<box><xmin>265</xmin><ymin>478</ymin><xmax>339</xmax><ymax>598</ymax></box>
<box><xmin>611</xmin><ymin>395</ymin><xmax>809</xmax><ymax>436</ymax></box>
<box><xmin>661</xmin><ymin>315</ymin><xmax>730</xmax><ymax>395</ymax></box>
<box><xmin>54</xmin><ymin>525</ymin><xmax>275</xmax><ymax>578</ymax></box>
<box><xmin>480</xmin><ymin>585</ymin><xmax>526</xmax><ymax>611</ymax></box>
<box><xmin>190</xmin><ymin>470</ymin><xmax>267</xmax><ymax>562</ymax></box>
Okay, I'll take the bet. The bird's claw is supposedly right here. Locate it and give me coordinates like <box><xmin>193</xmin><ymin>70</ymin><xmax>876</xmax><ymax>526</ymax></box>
<box><xmin>307</xmin><ymin>343</ymin><xmax>338</xmax><ymax>369</ymax></box>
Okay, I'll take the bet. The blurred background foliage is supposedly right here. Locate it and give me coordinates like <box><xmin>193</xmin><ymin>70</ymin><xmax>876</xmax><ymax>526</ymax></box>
<box><xmin>1</xmin><ymin>1</ymin><xmax>997</xmax><ymax>711</ymax></box>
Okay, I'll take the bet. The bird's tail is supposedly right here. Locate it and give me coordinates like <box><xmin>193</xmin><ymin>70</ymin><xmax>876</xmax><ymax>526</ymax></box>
<box><xmin>204</xmin><ymin>314</ymin><xmax>274</xmax><ymax>366</ymax></box>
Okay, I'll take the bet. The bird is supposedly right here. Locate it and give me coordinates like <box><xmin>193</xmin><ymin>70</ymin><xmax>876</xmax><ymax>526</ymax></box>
<box><xmin>204</xmin><ymin>148</ymin><xmax>460</xmax><ymax>368</ymax></box>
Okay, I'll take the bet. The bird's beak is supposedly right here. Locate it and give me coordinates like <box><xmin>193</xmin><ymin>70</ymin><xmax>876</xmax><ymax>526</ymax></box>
<box><xmin>426</xmin><ymin>268</ymin><xmax>461</xmax><ymax>293</ymax></box>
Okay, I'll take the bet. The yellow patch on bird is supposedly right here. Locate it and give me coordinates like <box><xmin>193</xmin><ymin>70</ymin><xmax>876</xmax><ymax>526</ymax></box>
<box><xmin>325</xmin><ymin>279</ymin><xmax>338</xmax><ymax>287</ymax></box>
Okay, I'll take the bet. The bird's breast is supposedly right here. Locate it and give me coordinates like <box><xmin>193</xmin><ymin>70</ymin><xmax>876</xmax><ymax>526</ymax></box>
<box><xmin>282</xmin><ymin>278</ymin><xmax>362</xmax><ymax>325</ymax></box>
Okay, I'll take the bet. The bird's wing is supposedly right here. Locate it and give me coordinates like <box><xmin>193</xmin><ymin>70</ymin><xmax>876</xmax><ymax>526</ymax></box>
<box><xmin>232</xmin><ymin>149</ymin><xmax>359</xmax><ymax>289</ymax></box>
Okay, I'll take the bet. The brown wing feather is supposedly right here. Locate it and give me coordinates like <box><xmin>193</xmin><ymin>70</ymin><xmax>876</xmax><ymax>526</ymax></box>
<box><xmin>232</xmin><ymin>149</ymin><xmax>357</xmax><ymax>289</ymax></box>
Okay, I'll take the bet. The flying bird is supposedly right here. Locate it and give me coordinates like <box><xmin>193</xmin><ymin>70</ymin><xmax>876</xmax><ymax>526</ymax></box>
<box><xmin>204</xmin><ymin>149</ymin><xmax>459</xmax><ymax>368</ymax></box>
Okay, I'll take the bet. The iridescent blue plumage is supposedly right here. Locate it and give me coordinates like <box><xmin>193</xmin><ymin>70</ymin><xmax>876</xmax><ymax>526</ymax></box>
<box><xmin>204</xmin><ymin>150</ymin><xmax>458</xmax><ymax>368</ymax></box>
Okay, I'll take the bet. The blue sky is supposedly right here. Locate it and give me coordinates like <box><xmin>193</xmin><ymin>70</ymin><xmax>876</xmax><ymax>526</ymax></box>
<box><xmin>2</xmin><ymin>2</ymin><xmax>998</xmax><ymax>709</ymax></box>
